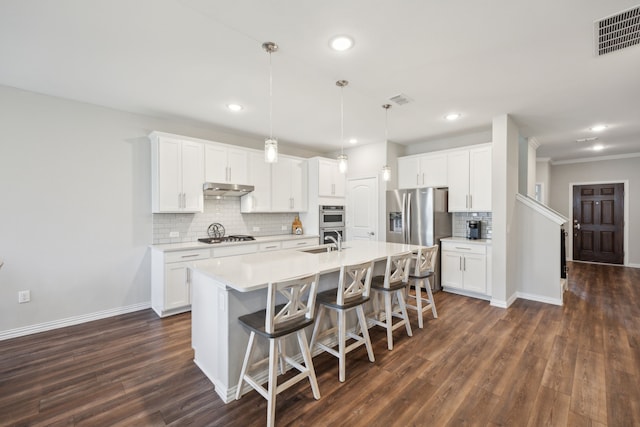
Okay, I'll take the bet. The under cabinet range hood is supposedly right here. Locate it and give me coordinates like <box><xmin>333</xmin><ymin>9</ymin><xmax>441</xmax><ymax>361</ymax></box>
<box><xmin>203</xmin><ymin>182</ymin><xmax>254</xmax><ymax>197</ymax></box>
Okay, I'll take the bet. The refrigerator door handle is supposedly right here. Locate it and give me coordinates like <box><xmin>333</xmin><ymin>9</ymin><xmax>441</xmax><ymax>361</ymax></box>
<box><xmin>406</xmin><ymin>192</ymin><xmax>412</xmax><ymax>244</ymax></box>
<box><xmin>401</xmin><ymin>192</ymin><xmax>407</xmax><ymax>243</ymax></box>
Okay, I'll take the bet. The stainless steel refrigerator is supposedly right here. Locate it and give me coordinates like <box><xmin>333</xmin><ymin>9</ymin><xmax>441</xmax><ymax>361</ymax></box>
<box><xmin>386</xmin><ymin>187</ymin><xmax>452</xmax><ymax>290</ymax></box>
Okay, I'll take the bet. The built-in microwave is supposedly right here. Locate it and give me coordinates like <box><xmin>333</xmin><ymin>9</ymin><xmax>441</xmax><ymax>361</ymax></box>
<box><xmin>319</xmin><ymin>205</ymin><xmax>345</xmax><ymax>228</ymax></box>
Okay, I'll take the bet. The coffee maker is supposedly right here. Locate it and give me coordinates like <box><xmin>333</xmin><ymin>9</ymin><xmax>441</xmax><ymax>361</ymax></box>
<box><xmin>467</xmin><ymin>220</ymin><xmax>481</xmax><ymax>239</ymax></box>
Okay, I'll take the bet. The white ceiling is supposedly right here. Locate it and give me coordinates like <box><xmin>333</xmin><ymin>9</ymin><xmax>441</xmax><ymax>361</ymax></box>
<box><xmin>1</xmin><ymin>0</ymin><xmax>639</xmax><ymax>162</ymax></box>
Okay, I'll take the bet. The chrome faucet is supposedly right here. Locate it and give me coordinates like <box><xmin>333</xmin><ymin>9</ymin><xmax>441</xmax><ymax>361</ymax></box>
<box><xmin>324</xmin><ymin>233</ymin><xmax>342</xmax><ymax>251</ymax></box>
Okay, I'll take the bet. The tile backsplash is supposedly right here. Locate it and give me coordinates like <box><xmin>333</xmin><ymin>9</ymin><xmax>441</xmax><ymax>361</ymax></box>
<box><xmin>452</xmin><ymin>212</ymin><xmax>492</xmax><ymax>239</ymax></box>
<box><xmin>153</xmin><ymin>198</ymin><xmax>299</xmax><ymax>244</ymax></box>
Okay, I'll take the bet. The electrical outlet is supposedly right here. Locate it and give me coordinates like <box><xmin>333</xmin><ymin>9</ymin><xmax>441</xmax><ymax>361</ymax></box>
<box><xmin>169</xmin><ymin>231</ymin><xmax>179</xmax><ymax>238</ymax></box>
<box><xmin>252</xmin><ymin>226</ymin><xmax>260</xmax><ymax>232</ymax></box>
<box><xmin>281</xmin><ymin>225</ymin><xmax>287</xmax><ymax>231</ymax></box>
<box><xmin>18</xmin><ymin>290</ymin><xmax>30</xmax><ymax>304</ymax></box>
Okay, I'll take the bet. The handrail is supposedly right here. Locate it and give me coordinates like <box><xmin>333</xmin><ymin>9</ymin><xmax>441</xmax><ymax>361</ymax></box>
<box><xmin>516</xmin><ymin>194</ymin><xmax>568</xmax><ymax>225</ymax></box>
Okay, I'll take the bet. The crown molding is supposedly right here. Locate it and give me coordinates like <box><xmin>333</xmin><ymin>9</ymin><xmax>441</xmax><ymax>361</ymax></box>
<box><xmin>551</xmin><ymin>152</ymin><xmax>640</xmax><ymax>165</ymax></box>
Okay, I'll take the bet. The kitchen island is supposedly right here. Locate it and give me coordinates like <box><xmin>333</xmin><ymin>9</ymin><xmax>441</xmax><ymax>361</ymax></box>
<box><xmin>189</xmin><ymin>240</ymin><xmax>421</xmax><ymax>403</ymax></box>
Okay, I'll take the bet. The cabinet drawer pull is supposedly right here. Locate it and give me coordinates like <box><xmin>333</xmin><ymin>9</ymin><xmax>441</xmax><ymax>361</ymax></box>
<box><xmin>296</xmin><ymin>242</ymin><xmax>307</xmax><ymax>246</ymax></box>
<box><xmin>181</xmin><ymin>254</ymin><xmax>201</xmax><ymax>258</ymax></box>
<box><xmin>265</xmin><ymin>245</ymin><xmax>278</xmax><ymax>249</ymax></box>
<box><xmin>455</xmin><ymin>247</ymin><xmax>471</xmax><ymax>250</ymax></box>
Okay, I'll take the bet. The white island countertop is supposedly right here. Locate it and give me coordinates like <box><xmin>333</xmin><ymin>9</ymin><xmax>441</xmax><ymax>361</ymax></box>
<box><xmin>190</xmin><ymin>240</ymin><xmax>422</xmax><ymax>292</ymax></box>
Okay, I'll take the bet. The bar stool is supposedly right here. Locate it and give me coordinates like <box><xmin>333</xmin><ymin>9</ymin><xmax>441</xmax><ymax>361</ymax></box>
<box><xmin>310</xmin><ymin>260</ymin><xmax>375</xmax><ymax>382</ymax></box>
<box><xmin>235</xmin><ymin>273</ymin><xmax>321</xmax><ymax>427</ymax></box>
<box><xmin>368</xmin><ymin>251</ymin><xmax>413</xmax><ymax>350</ymax></box>
<box><xmin>406</xmin><ymin>245</ymin><xmax>439</xmax><ymax>328</ymax></box>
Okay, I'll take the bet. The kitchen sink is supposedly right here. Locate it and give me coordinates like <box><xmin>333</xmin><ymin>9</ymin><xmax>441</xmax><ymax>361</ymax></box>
<box><xmin>299</xmin><ymin>245</ymin><xmax>349</xmax><ymax>254</ymax></box>
<box><xmin>300</xmin><ymin>247</ymin><xmax>332</xmax><ymax>254</ymax></box>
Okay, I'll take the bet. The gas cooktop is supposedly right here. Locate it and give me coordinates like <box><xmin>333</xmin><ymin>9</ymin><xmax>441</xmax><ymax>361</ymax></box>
<box><xmin>197</xmin><ymin>235</ymin><xmax>256</xmax><ymax>244</ymax></box>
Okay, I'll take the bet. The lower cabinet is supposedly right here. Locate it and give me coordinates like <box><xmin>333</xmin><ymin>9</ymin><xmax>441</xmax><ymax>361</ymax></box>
<box><xmin>441</xmin><ymin>240</ymin><xmax>489</xmax><ymax>298</ymax></box>
<box><xmin>151</xmin><ymin>248</ymin><xmax>210</xmax><ymax>317</ymax></box>
<box><xmin>151</xmin><ymin>237</ymin><xmax>319</xmax><ymax>317</ymax></box>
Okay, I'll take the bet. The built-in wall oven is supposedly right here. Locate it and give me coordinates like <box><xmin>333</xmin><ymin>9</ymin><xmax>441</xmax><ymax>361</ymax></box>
<box><xmin>320</xmin><ymin>227</ymin><xmax>344</xmax><ymax>245</ymax></box>
<box><xmin>319</xmin><ymin>205</ymin><xmax>345</xmax><ymax>244</ymax></box>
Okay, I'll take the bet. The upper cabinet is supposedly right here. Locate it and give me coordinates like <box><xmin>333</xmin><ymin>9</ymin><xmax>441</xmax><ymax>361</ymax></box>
<box><xmin>240</xmin><ymin>151</ymin><xmax>272</xmax><ymax>212</ymax></box>
<box><xmin>317</xmin><ymin>158</ymin><xmax>345</xmax><ymax>198</ymax></box>
<box><xmin>398</xmin><ymin>152</ymin><xmax>447</xmax><ymax>189</ymax></box>
<box><xmin>271</xmin><ymin>157</ymin><xmax>307</xmax><ymax>212</ymax></box>
<box><xmin>241</xmin><ymin>153</ymin><xmax>308</xmax><ymax>213</ymax></box>
<box><xmin>150</xmin><ymin>132</ymin><xmax>204</xmax><ymax>213</ymax></box>
<box><xmin>447</xmin><ymin>144</ymin><xmax>492</xmax><ymax>212</ymax></box>
<box><xmin>204</xmin><ymin>144</ymin><xmax>249</xmax><ymax>185</ymax></box>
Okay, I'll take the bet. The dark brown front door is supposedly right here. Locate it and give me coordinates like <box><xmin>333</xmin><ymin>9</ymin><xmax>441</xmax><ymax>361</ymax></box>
<box><xmin>573</xmin><ymin>183</ymin><xmax>624</xmax><ymax>264</ymax></box>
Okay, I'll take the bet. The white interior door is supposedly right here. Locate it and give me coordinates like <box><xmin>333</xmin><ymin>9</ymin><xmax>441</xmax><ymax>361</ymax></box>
<box><xmin>346</xmin><ymin>177</ymin><xmax>378</xmax><ymax>241</ymax></box>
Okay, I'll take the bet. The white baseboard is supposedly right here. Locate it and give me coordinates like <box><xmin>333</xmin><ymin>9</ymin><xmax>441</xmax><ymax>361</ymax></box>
<box><xmin>516</xmin><ymin>292</ymin><xmax>563</xmax><ymax>306</ymax></box>
<box><xmin>628</xmin><ymin>263</ymin><xmax>640</xmax><ymax>269</ymax></box>
<box><xmin>0</xmin><ymin>302</ymin><xmax>151</xmax><ymax>341</ymax></box>
<box><xmin>490</xmin><ymin>298</ymin><xmax>507</xmax><ymax>308</ymax></box>
<box><xmin>490</xmin><ymin>292</ymin><xmax>517</xmax><ymax>309</ymax></box>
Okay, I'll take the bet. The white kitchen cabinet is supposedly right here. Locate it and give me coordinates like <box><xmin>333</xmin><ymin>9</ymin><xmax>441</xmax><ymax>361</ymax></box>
<box><xmin>151</xmin><ymin>248</ymin><xmax>210</xmax><ymax>317</ymax></box>
<box><xmin>271</xmin><ymin>157</ymin><xmax>307</xmax><ymax>212</ymax></box>
<box><xmin>398</xmin><ymin>153</ymin><xmax>447</xmax><ymax>189</ymax></box>
<box><xmin>447</xmin><ymin>144</ymin><xmax>491</xmax><ymax>212</ymax></box>
<box><xmin>151</xmin><ymin>236</ymin><xmax>321</xmax><ymax>317</ymax></box>
<box><xmin>240</xmin><ymin>151</ymin><xmax>272</xmax><ymax>212</ymax></box>
<box><xmin>150</xmin><ymin>133</ymin><xmax>204</xmax><ymax>213</ymax></box>
<box><xmin>241</xmin><ymin>154</ymin><xmax>307</xmax><ymax>213</ymax></box>
<box><xmin>318</xmin><ymin>158</ymin><xmax>345</xmax><ymax>197</ymax></box>
<box><xmin>441</xmin><ymin>240</ymin><xmax>489</xmax><ymax>298</ymax></box>
<box><xmin>205</xmin><ymin>144</ymin><xmax>249</xmax><ymax>185</ymax></box>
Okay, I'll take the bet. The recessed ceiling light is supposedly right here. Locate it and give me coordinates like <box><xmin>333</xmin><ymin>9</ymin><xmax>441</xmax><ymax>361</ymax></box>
<box><xmin>590</xmin><ymin>124</ymin><xmax>607</xmax><ymax>132</ymax></box>
<box><xmin>593</xmin><ymin>144</ymin><xmax>605</xmax><ymax>151</ymax></box>
<box><xmin>329</xmin><ymin>35</ymin><xmax>354</xmax><ymax>51</ymax></box>
<box><xmin>227</xmin><ymin>103</ymin><xmax>243</xmax><ymax>112</ymax></box>
<box><xmin>445</xmin><ymin>113</ymin><xmax>461</xmax><ymax>121</ymax></box>
<box><xmin>349</xmin><ymin>138</ymin><xmax>358</xmax><ymax>144</ymax></box>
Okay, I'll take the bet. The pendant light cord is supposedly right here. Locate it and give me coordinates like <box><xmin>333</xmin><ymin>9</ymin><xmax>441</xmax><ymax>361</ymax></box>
<box><xmin>269</xmin><ymin>50</ymin><xmax>273</xmax><ymax>140</ymax></box>
<box><xmin>340</xmin><ymin>85</ymin><xmax>344</xmax><ymax>156</ymax></box>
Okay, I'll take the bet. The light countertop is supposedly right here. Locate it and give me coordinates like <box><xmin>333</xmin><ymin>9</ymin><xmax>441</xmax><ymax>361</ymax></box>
<box><xmin>150</xmin><ymin>234</ymin><xmax>319</xmax><ymax>252</ymax></box>
<box><xmin>441</xmin><ymin>236</ymin><xmax>492</xmax><ymax>245</ymax></box>
<box><xmin>190</xmin><ymin>240</ymin><xmax>422</xmax><ymax>292</ymax></box>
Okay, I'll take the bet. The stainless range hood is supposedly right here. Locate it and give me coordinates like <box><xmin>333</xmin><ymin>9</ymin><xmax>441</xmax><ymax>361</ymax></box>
<box><xmin>203</xmin><ymin>182</ymin><xmax>254</xmax><ymax>198</ymax></box>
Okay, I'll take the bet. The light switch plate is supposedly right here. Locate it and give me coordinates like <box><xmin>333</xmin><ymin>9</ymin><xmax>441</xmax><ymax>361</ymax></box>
<box><xmin>169</xmin><ymin>231</ymin><xmax>179</xmax><ymax>238</ymax></box>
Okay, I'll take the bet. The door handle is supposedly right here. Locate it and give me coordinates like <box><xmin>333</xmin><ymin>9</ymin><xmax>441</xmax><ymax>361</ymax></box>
<box><xmin>368</xmin><ymin>231</ymin><xmax>375</xmax><ymax>236</ymax></box>
<box><xmin>574</xmin><ymin>223</ymin><xmax>581</xmax><ymax>230</ymax></box>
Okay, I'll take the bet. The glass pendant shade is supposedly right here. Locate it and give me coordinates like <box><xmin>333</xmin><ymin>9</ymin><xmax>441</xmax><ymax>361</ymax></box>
<box><xmin>265</xmin><ymin>138</ymin><xmax>278</xmax><ymax>163</ymax></box>
<box><xmin>382</xmin><ymin>165</ymin><xmax>391</xmax><ymax>181</ymax></box>
<box><xmin>337</xmin><ymin>154</ymin><xmax>348</xmax><ymax>173</ymax></box>
<box><xmin>263</xmin><ymin>41</ymin><xmax>279</xmax><ymax>164</ymax></box>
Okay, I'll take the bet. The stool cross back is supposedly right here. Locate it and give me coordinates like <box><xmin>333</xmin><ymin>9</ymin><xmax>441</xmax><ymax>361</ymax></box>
<box><xmin>369</xmin><ymin>251</ymin><xmax>414</xmax><ymax>350</ymax></box>
<box><xmin>310</xmin><ymin>260</ymin><xmax>375</xmax><ymax>382</ymax></box>
<box><xmin>236</xmin><ymin>273</ymin><xmax>321</xmax><ymax>427</ymax></box>
<box><xmin>407</xmin><ymin>245</ymin><xmax>439</xmax><ymax>328</ymax></box>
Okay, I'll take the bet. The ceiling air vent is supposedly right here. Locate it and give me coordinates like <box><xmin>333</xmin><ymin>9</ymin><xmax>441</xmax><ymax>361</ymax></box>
<box><xmin>594</xmin><ymin>5</ymin><xmax>640</xmax><ymax>56</ymax></box>
<box><xmin>388</xmin><ymin>93</ymin><xmax>413</xmax><ymax>106</ymax></box>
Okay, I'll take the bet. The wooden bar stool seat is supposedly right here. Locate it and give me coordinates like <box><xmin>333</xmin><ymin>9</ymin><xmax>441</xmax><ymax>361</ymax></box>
<box><xmin>406</xmin><ymin>245</ymin><xmax>439</xmax><ymax>329</ymax></box>
<box><xmin>310</xmin><ymin>261</ymin><xmax>375</xmax><ymax>382</ymax></box>
<box><xmin>236</xmin><ymin>273</ymin><xmax>321</xmax><ymax>427</ymax></box>
<box><xmin>368</xmin><ymin>251</ymin><xmax>413</xmax><ymax>350</ymax></box>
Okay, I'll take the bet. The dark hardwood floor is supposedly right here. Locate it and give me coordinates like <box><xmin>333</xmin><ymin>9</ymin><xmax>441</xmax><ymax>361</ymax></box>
<box><xmin>1</xmin><ymin>261</ymin><xmax>639</xmax><ymax>426</ymax></box>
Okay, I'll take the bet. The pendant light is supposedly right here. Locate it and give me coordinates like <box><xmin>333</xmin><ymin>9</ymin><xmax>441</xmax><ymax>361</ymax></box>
<box><xmin>336</xmin><ymin>80</ymin><xmax>348</xmax><ymax>174</ymax></box>
<box><xmin>263</xmin><ymin>41</ymin><xmax>278</xmax><ymax>163</ymax></box>
<box><xmin>381</xmin><ymin>104</ymin><xmax>392</xmax><ymax>181</ymax></box>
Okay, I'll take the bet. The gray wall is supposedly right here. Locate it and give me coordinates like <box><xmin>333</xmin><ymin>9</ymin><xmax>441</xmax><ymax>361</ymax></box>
<box><xmin>549</xmin><ymin>156</ymin><xmax>640</xmax><ymax>266</ymax></box>
<box><xmin>0</xmin><ymin>85</ymin><xmax>322</xmax><ymax>336</ymax></box>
